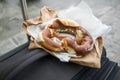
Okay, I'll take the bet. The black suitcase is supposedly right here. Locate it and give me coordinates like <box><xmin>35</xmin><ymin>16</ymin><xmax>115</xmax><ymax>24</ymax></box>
<box><xmin>0</xmin><ymin>43</ymin><xmax>120</xmax><ymax>80</ymax></box>
<box><xmin>0</xmin><ymin>0</ymin><xmax>120</xmax><ymax>80</ymax></box>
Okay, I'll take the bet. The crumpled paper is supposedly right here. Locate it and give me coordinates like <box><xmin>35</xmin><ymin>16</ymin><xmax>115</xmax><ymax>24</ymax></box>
<box><xmin>58</xmin><ymin>1</ymin><xmax>111</xmax><ymax>41</ymax></box>
<box><xmin>22</xmin><ymin>1</ymin><xmax>110</xmax><ymax>68</ymax></box>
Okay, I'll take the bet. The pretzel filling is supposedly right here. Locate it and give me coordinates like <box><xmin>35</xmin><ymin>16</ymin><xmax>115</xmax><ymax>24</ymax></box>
<box><xmin>39</xmin><ymin>19</ymin><xmax>93</xmax><ymax>55</ymax></box>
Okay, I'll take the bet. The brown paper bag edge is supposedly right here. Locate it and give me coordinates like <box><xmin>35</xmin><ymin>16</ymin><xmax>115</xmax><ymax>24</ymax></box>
<box><xmin>22</xmin><ymin>6</ymin><xmax>103</xmax><ymax>68</ymax></box>
<box><xmin>70</xmin><ymin>37</ymin><xmax>103</xmax><ymax>68</ymax></box>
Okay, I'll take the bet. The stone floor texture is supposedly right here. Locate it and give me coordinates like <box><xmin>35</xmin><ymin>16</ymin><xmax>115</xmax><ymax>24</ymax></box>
<box><xmin>0</xmin><ymin>0</ymin><xmax>120</xmax><ymax>65</ymax></box>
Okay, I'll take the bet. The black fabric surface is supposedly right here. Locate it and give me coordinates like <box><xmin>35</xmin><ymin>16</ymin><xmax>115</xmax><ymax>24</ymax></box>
<box><xmin>0</xmin><ymin>43</ymin><xmax>48</xmax><ymax>80</ymax></box>
<box><xmin>13</xmin><ymin>55</ymin><xmax>83</xmax><ymax>80</ymax></box>
<box><xmin>0</xmin><ymin>43</ymin><xmax>120</xmax><ymax>80</ymax></box>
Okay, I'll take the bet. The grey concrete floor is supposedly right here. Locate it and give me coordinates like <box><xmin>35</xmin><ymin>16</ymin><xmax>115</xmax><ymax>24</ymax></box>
<box><xmin>0</xmin><ymin>0</ymin><xmax>120</xmax><ymax>65</ymax></box>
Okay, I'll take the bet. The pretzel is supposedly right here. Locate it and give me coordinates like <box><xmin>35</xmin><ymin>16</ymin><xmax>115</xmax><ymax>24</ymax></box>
<box><xmin>39</xmin><ymin>19</ymin><xmax>93</xmax><ymax>55</ymax></box>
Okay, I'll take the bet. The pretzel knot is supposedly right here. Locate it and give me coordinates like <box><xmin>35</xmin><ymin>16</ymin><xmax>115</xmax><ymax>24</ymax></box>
<box><xmin>39</xmin><ymin>19</ymin><xmax>93</xmax><ymax>55</ymax></box>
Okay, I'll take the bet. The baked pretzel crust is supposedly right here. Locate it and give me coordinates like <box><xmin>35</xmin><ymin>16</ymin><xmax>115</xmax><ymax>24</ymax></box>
<box><xmin>39</xmin><ymin>19</ymin><xmax>93</xmax><ymax>55</ymax></box>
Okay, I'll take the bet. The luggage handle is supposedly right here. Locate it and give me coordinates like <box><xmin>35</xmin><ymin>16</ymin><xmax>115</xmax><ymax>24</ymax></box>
<box><xmin>20</xmin><ymin>0</ymin><xmax>30</xmax><ymax>41</ymax></box>
<box><xmin>21</xmin><ymin>0</ymin><xmax>28</xmax><ymax>21</ymax></box>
